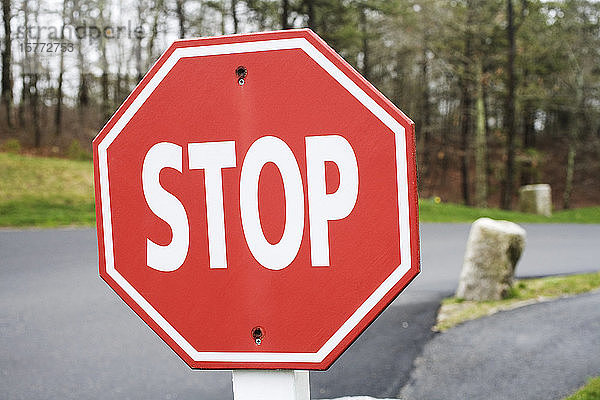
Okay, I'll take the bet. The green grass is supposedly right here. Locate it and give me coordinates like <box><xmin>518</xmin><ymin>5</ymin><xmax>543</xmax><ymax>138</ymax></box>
<box><xmin>435</xmin><ymin>271</ymin><xmax>600</xmax><ymax>332</ymax></box>
<box><xmin>419</xmin><ymin>198</ymin><xmax>600</xmax><ymax>223</ymax></box>
<box><xmin>1</xmin><ymin>152</ymin><xmax>600</xmax><ymax>227</ymax></box>
<box><xmin>564</xmin><ymin>377</ymin><xmax>600</xmax><ymax>400</ymax></box>
<box><xmin>0</xmin><ymin>152</ymin><xmax>95</xmax><ymax>227</ymax></box>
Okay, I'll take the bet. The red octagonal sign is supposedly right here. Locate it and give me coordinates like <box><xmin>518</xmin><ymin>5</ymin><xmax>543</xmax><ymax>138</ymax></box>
<box><xmin>93</xmin><ymin>29</ymin><xmax>420</xmax><ymax>370</ymax></box>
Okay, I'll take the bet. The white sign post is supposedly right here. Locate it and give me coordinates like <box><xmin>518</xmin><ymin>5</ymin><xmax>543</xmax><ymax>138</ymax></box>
<box><xmin>232</xmin><ymin>370</ymin><xmax>310</xmax><ymax>400</ymax></box>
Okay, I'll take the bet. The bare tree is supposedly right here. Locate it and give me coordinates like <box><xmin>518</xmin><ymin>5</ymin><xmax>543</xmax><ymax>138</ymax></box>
<box><xmin>304</xmin><ymin>0</ymin><xmax>315</xmax><ymax>30</ymax></box>
<box><xmin>175</xmin><ymin>0</ymin><xmax>186</xmax><ymax>38</ymax></box>
<box><xmin>17</xmin><ymin>0</ymin><xmax>29</xmax><ymax>128</ymax></box>
<box><xmin>501</xmin><ymin>0</ymin><xmax>517</xmax><ymax>209</ymax></box>
<box><xmin>29</xmin><ymin>0</ymin><xmax>42</xmax><ymax>147</ymax></box>
<box><xmin>358</xmin><ymin>4</ymin><xmax>371</xmax><ymax>82</ymax></box>
<box><xmin>54</xmin><ymin>0</ymin><xmax>68</xmax><ymax>136</ymax></box>
<box><xmin>1</xmin><ymin>0</ymin><xmax>13</xmax><ymax>128</ymax></box>
<box><xmin>134</xmin><ymin>0</ymin><xmax>147</xmax><ymax>82</ymax></box>
<box><xmin>71</xmin><ymin>0</ymin><xmax>90</xmax><ymax>136</ymax></box>
<box><xmin>231</xmin><ymin>0</ymin><xmax>239</xmax><ymax>33</ymax></box>
<box><xmin>459</xmin><ymin>3</ymin><xmax>475</xmax><ymax>206</ymax></box>
<box><xmin>474</xmin><ymin>62</ymin><xmax>488</xmax><ymax>207</ymax></box>
<box><xmin>281</xmin><ymin>0</ymin><xmax>289</xmax><ymax>29</ymax></box>
<box><xmin>563</xmin><ymin>51</ymin><xmax>585</xmax><ymax>210</ymax></box>
<box><xmin>147</xmin><ymin>0</ymin><xmax>165</xmax><ymax>70</ymax></box>
<box><xmin>219</xmin><ymin>1</ymin><xmax>226</xmax><ymax>35</ymax></box>
<box><xmin>18</xmin><ymin>0</ymin><xmax>42</xmax><ymax>146</ymax></box>
<box><xmin>418</xmin><ymin>45</ymin><xmax>432</xmax><ymax>184</ymax></box>
<box><xmin>98</xmin><ymin>0</ymin><xmax>112</xmax><ymax>122</ymax></box>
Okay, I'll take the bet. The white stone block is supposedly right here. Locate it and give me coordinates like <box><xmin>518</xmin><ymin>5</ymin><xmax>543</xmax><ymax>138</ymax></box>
<box><xmin>456</xmin><ymin>218</ymin><xmax>526</xmax><ymax>301</ymax></box>
<box><xmin>519</xmin><ymin>184</ymin><xmax>552</xmax><ymax>217</ymax></box>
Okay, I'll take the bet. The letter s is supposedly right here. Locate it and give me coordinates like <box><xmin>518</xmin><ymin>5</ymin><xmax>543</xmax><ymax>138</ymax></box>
<box><xmin>142</xmin><ymin>142</ymin><xmax>189</xmax><ymax>272</ymax></box>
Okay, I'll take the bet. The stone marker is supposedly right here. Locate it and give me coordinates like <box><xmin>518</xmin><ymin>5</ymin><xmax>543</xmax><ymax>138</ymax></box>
<box><xmin>519</xmin><ymin>184</ymin><xmax>552</xmax><ymax>217</ymax></box>
<box><xmin>456</xmin><ymin>218</ymin><xmax>526</xmax><ymax>301</ymax></box>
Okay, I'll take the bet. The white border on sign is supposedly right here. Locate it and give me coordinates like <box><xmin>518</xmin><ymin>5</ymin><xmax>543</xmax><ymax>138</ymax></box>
<box><xmin>98</xmin><ymin>38</ymin><xmax>412</xmax><ymax>364</ymax></box>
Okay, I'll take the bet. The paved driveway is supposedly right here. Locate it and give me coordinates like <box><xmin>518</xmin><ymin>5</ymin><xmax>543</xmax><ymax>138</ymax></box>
<box><xmin>1</xmin><ymin>223</ymin><xmax>599</xmax><ymax>399</ymax></box>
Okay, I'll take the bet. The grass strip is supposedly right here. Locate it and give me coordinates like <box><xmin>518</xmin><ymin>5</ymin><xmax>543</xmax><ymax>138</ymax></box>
<box><xmin>0</xmin><ymin>152</ymin><xmax>95</xmax><ymax>227</ymax></box>
<box><xmin>1</xmin><ymin>152</ymin><xmax>600</xmax><ymax>227</ymax></box>
<box><xmin>434</xmin><ymin>271</ymin><xmax>600</xmax><ymax>332</ymax></box>
<box><xmin>0</xmin><ymin>196</ymin><xmax>95</xmax><ymax>227</ymax></box>
<box><xmin>564</xmin><ymin>377</ymin><xmax>600</xmax><ymax>400</ymax></box>
<box><xmin>419</xmin><ymin>198</ymin><xmax>600</xmax><ymax>223</ymax></box>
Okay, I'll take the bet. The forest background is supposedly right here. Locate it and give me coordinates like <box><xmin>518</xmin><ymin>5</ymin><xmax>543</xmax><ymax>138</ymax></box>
<box><xmin>1</xmin><ymin>0</ymin><xmax>599</xmax><ymax>210</ymax></box>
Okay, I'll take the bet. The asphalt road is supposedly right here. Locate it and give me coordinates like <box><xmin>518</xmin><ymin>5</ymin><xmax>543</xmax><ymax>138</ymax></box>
<box><xmin>1</xmin><ymin>224</ymin><xmax>599</xmax><ymax>399</ymax></box>
<box><xmin>400</xmin><ymin>291</ymin><xmax>600</xmax><ymax>400</ymax></box>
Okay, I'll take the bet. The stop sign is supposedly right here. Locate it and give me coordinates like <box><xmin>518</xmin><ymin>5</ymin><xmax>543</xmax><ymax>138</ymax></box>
<box><xmin>93</xmin><ymin>29</ymin><xmax>419</xmax><ymax>370</ymax></box>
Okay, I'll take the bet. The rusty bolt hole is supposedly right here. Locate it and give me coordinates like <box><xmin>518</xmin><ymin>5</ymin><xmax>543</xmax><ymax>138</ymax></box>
<box><xmin>235</xmin><ymin>65</ymin><xmax>248</xmax><ymax>79</ymax></box>
<box><xmin>236</xmin><ymin>66</ymin><xmax>247</xmax><ymax>85</ymax></box>
<box><xmin>251</xmin><ymin>326</ymin><xmax>264</xmax><ymax>345</ymax></box>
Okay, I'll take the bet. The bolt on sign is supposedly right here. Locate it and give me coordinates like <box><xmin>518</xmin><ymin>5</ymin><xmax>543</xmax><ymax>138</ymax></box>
<box><xmin>93</xmin><ymin>29</ymin><xmax>420</xmax><ymax>371</ymax></box>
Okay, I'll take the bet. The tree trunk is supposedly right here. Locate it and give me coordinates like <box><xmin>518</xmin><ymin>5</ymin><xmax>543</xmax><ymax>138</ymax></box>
<box><xmin>281</xmin><ymin>0</ymin><xmax>289</xmax><ymax>29</ymax></box>
<box><xmin>54</xmin><ymin>0</ymin><xmax>66</xmax><ymax>137</ymax></box>
<box><xmin>474</xmin><ymin>63</ymin><xmax>488</xmax><ymax>207</ymax></box>
<box><xmin>76</xmin><ymin>22</ymin><xmax>88</xmax><ymax>135</ymax></box>
<box><xmin>135</xmin><ymin>1</ymin><xmax>144</xmax><ymax>82</ymax></box>
<box><xmin>31</xmin><ymin>73</ymin><xmax>41</xmax><ymax>147</ymax></box>
<box><xmin>520</xmin><ymin>102</ymin><xmax>536</xmax><ymax>185</ymax></box>
<box><xmin>459</xmin><ymin>6</ymin><xmax>474</xmax><ymax>206</ymax></box>
<box><xmin>436</xmin><ymin>87</ymin><xmax>451</xmax><ymax>193</ymax></box>
<box><xmin>563</xmin><ymin>139</ymin><xmax>576</xmax><ymax>209</ymax></box>
<box><xmin>564</xmin><ymin>66</ymin><xmax>584</xmax><ymax>209</ymax></box>
<box><xmin>501</xmin><ymin>0</ymin><xmax>517</xmax><ymax>210</ymax></box>
<box><xmin>114</xmin><ymin>73</ymin><xmax>122</xmax><ymax>105</ymax></box>
<box><xmin>29</xmin><ymin>0</ymin><xmax>41</xmax><ymax>147</ymax></box>
<box><xmin>55</xmin><ymin>62</ymin><xmax>64</xmax><ymax>136</ymax></box>
<box><xmin>147</xmin><ymin>0</ymin><xmax>163</xmax><ymax>69</ymax></box>
<box><xmin>231</xmin><ymin>0</ymin><xmax>239</xmax><ymax>34</ymax></box>
<box><xmin>460</xmin><ymin>75</ymin><xmax>472</xmax><ymax>206</ymax></box>
<box><xmin>18</xmin><ymin>0</ymin><xmax>30</xmax><ymax>129</ymax></box>
<box><xmin>522</xmin><ymin>103</ymin><xmax>535</xmax><ymax>149</ymax></box>
<box><xmin>418</xmin><ymin>43</ymin><xmax>431</xmax><ymax>185</ymax></box>
<box><xmin>220</xmin><ymin>1</ymin><xmax>226</xmax><ymax>35</ymax></box>
<box><xmin>114</xmin><ymin>1</ymin><xmax>125</xmax><ymax>107</ymax></box>
<box><xmin>99</xmin><ymin>0</ymin><xmax>111</xmax><ymax>122</ymax></box>
<box><xmin>484</xmin><ymin>78</ymin><xmax>493</xmax><ymax>200</ymax></box>
<box><xmin>175</xmin><ymin>0</ymin><xmax>186</xmax><ymax>39</ymax></box>
<box><xmin>77</xmin><ymin>60</ymin><xmax>89</xmax><ymax>109</ymax></box>
<box><xmin>358</xmin><ymin>6</ymin><xmax>370</xmax><ymax>82</ymax></box>
<box><xmin>1</xmin><ymin>0</ymin><xmax>13</xmax><ymax>129</ymax></box>
<box><xmin>305</xmin><ymin>0</ymin><xmax>315</xmax><ymax>30</ymax></box>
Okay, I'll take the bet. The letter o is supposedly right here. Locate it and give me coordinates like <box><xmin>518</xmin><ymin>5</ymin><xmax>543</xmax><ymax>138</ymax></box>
<box><xmin>239</xmin><ymin>136</ymin><xmax>304</xmax><ymax>270</ymax></box>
